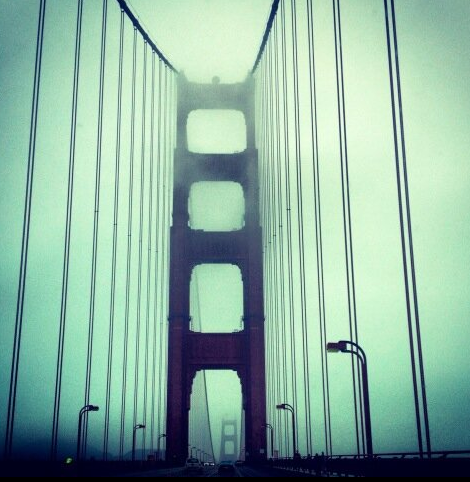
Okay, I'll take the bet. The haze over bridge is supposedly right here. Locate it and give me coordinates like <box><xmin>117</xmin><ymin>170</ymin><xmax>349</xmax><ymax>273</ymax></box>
<box><xmin>1</xmin><ymin>0</ymin><xmax>470</xmax><ymax>477</ymax></box>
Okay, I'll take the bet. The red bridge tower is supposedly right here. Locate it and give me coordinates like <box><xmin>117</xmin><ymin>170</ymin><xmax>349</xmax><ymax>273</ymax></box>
<box><xmin>166</xmin><ymin>75</ymin><xmax>266</xmax><ymax>464</ymax></box>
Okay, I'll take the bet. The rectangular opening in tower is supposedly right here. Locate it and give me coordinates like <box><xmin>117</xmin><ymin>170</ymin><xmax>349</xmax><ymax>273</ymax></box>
<box><xmin>189</xmin><ymin>181</ymin><xmax>245</xmax><ymax>231</ymax></box>
<box><xmin>190</xmin><ymin>264</ymin><xmax>243</xmax><ymax>333</ymax></box>
<box><xmin>224</xmin><ymin>441</ymin><xmax>235</xmax><ymax>455</ymax></box>
<box><xmin>189</xmin><ymin>370</ymin><xmax>243</xmax><ymax>463</ymax></box>
<box><xmin>187</xmin><ymin>109</ymin><xmax>247</xmax><ymax>153</ymax></box>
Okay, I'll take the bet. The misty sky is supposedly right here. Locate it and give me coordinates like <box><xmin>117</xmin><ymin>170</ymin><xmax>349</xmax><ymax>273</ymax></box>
<box><xmin>1</xmin><ymin>0</ymin><xmax>470</xmax><ymax>463</ymax></box>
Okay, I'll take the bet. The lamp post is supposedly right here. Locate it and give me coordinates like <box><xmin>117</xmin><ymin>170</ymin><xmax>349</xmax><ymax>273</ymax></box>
<box><xmin>262</xmin><ymin>423</ymin><xmax>274</xmax><ymax>459</ymax></box>
<box><xmin>276</xmin><ymin>403</ymin><xmax>296</xmax><ymax>456</ymax></box>
<box><xmin>76</xmin><ymin>405</ymin><xmax>99</xmax><ymax>462</ymax></box>
<box><xmin>326</xmin><ymin>340</ymin><xmax>373</xmax><ymax>457</ymax></box>
<box><xmin>157</xmin><ymin>434</ymin><xmax>166</xmax><ymax>461</ymax></box>
<box><xmin>132</xmin><ymin>424</ymin><xmax>146</xmax><ymax>462</ymax></box>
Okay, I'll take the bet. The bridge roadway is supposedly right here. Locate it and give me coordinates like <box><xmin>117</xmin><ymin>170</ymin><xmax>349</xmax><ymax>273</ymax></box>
<box><xmin>118</xmin><ymin>465</ymin><xmax>311</xmax><ymax>478</ymax></box>
<box><xmin>0</xmin><ymin>461</ymin><xmax>311</xmax><ymax>478</ymax></box>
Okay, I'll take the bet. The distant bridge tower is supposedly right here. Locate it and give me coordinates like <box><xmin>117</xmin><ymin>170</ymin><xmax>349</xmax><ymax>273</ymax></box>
<box><xmin>219</xmin><ymin>419</ymin><xmax>238</xmax><ymax>462</ymax></box>
<box><xmin>166</xmin><ymin>74</ymin><xmax>267</xmax><ymax>464</ymax></box>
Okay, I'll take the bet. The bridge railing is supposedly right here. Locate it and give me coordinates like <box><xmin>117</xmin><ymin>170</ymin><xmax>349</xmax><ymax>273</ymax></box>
<box><xmin>269</xmin><ymin>451</ymin><xmax>470</xmax><ymax>477</ymax></box>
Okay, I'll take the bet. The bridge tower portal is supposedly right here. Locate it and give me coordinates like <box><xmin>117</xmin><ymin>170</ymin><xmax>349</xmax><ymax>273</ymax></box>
<box><xmin>166</xmin><ymin>75</ymin><xmax>266</xmax><ymax>464</ymax></box>
<box><xmin>219</xmin><ymin>419</ymin><xmax>239</xmax><ymax>462</ymax></box>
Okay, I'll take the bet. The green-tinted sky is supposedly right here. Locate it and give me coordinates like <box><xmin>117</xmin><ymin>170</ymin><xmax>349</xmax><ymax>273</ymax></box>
<box><xmin>0</xmin><ymin>0</ymin><xmax>469</xmax><ymax>462</ymax></box>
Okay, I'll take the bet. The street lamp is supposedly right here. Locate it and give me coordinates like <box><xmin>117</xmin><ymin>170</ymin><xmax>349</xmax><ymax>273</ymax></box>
<box><xmin>327</xmin><ymin>340</ymin><xmax>373</xmax><ymax>457</ymax></box>
<box><xmin>276</xmin><ymin>403</ymin><xmax>297</xmax><ymax>457</ymax></box>
<box><xmin>157</xmin><ymin>433</ymin><xmax>166</xmax><ymax>461</ymax></box>
<box><xmin>132</xmin><ymin>424</ymin><xmax>146</xmax><ymax>462</ymax></box>
<box><xmin>76</xmin><ymin>405</ymin><xmax>99</xmax><ymax>462</ymax></box>
<box><xmin>262</xmin><ymin>423</ymin><xmax>274</xmax><ymax>459</ymax></box>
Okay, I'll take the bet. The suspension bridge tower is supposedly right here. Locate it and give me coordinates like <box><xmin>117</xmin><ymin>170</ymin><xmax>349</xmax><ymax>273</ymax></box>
<box><xmin>166</xmin><ymin>74</ymin><xmax>267</xmax><ymax>464</ymax></box>
<box><xmin>219</xmin><ymin>419</ymin><xmax>239</xmax><ymax>462</ymax></box>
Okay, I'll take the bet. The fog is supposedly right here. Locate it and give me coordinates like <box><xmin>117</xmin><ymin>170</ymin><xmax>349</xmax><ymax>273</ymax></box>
<box><xmin>1</xmin><ymin>0</ymin><xmax>469</xmax><ymax>462</ymax></box>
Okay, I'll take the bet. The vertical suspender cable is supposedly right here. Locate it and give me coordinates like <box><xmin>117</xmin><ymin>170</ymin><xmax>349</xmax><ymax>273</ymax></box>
<box><xmin>268</xmin><ymin>14</ymin><xmax>275</xmax><ymax>442</ymax></box>
<box><xmin>192</xmin><ymin>265</ymin><xmax>215</xmax><ymax>457</ymax></box>
<box><xmin>270</xmin><ymin>18</ymin><xmax>280</xmax><ymax>458</ymax></box>
<box><xmin>390</xmin><ymin>9</ymin><xmax>430</xmax><ymax>453</ymax></box>
<box><xmin>167</xmin><ymin>71</ymin><xmax>175</xmax><ymax>427</ymax></box>
<box><xmin>270</xmin><ymin>20</ymin><xmax>284</xmax><ymax>457</ymax></box>
<box><xmin>273</xmin><ymin>15</ymin><xmax>289</xmax><ymax>458</ymax></box>
<box><xmin>267</xmin><ymin>47</ymin><xmax>276</xmax><ymax>438</ymax></box>
<box><xmin>191</xmin><ymin>264</ymin><xmax>214</xmax><ymax>457</ymax></box>
<box><xmin>149</xmin><ymin>51</ymin><xmax>157</xmax><ymax>454</ymax></box>
<box><xmin>162</xmin><ymin>67</ymin><xmax>171</xmax><ymax>430</ymax></box>
<box><xmin>133</xmin><ymin>39</ymin><xmax>148</xmax><ymax>445</ymax></box>
<box><xmin>306</xmin><ymin>0</ymin><xmax>332</xmax><ymax>456</ymax></box>
<box><xmin>50</xmin><ymin>0</ymin><xmax>83</xmax><ymax>461</ymax></box>
<box><xmin>269</xmin><ymin>31</ymin><xmax>280</xmax><ymax>457</ymax></box>
<box><xmin>258</xmin><ymin>51</ymin><xmax>268</xmax><ymax>427</ymax></box>
<box><xmin>275</xmin><ymin>12</ymin><xmax>289</xmax><ymax>456</ymax></box>
<box><xmin>384</xmin><ymin>0</ymin><xmax>430</xmax><ymax>456</ymax></box>
<box><xmin>4</xmin><ymin>0</ymin><xmax>47</xmax><ymax>460</ymax></box>
<box><xmin>155</xmin><ymin>60</ymin><xmax>164</xmax><ymax>443</ymax></box>
<box><xmin>160</xmin><ymin>67</ymin><xmax>169</xmax><ymax>436</ymax></box>
<box><xmin>165</xmin><ymin>68</ymin><xmax>172</xmax><ymax>432</ymax></box>
<box><xmin>391</xmin><ymin>0</ymin><xmax>430</xmax><ymax>456</ymax></box>
<box><xmin>267</xmin><ymin>39</ymin><xmax>276</xmax><ymax>439</ymax></box>
<box><xmin>281</xmin><ymin>0</ymin><xmax>298</xmax><ymax>452</ymax></box>
<box><xmin>158</xmin><ymin>67</ymin><xmax>169</xmax><ymax>439</ymax></box>
<box><xmin>290</xmin><ymin>0</ymin><xmax>313</xmax><ymax>454</ymax></box>
<box><xmin>262</xmin><ymin>40</ymin><xmax>270</xmax><ymax>435</ymax></box>
<box><xmin>143</xmin><ymin>48</ymin><xmax>155</xmax><ymax>455</ymax></box>
<box><xmin>332</xmin><ymin>0</ymin><xmax>364</xmax><ymax>455</ymax></box>
<box><xmin>279</xmin><ymin>0</ymin><xmax>289</xmax><ymax>455</ymax></box>
<box><xmin>103</xmin><ymin>6</ymin><xmax>125</xmax><ymax>460</ymax></box>
<box><xmin>384</xmin><ymin>0</ymin><xmax>421</xmax><ymax>454</ymax></box>
<box><xmin>203</xmin><ymin>370</ymin><xmax>215</xmax><ymax>461</ymax></box>
<box><xmin>261</xmin><ymin>52</ymin><xmax>267</xmax><ymax>245</ymax></box>
<box><xmin>83</xmin><ymin>0</ymin><xmax>108</xmax><ymax>458</ymax></box>
<box><xmin>120</xmin><ymin>26</ymin><xmax>138</xmax><ymax>460</ymax></box>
